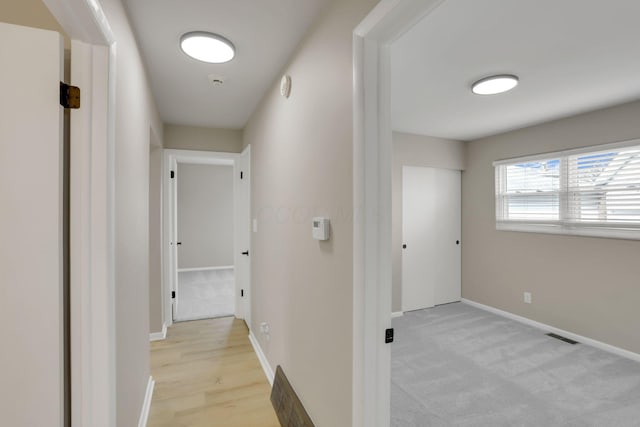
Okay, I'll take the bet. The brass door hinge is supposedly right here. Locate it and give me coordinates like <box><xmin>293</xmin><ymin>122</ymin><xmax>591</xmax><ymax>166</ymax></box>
<box><xmin>60</xmin><ymin>82</ymin><xmax>80</xmax><ymax>109</ymax></box>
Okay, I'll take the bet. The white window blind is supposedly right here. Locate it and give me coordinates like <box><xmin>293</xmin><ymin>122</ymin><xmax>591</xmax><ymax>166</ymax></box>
<box><xmin>494</xmin><ymin>140</ymin><xmax>640</xmax><ymax>239</ymax></box>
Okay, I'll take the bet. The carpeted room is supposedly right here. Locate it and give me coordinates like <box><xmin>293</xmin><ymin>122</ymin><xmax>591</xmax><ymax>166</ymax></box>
<box><xmin>390</xmin><ymin>1</ymin><xmax>640</xmax><ymax>425</ymax></box>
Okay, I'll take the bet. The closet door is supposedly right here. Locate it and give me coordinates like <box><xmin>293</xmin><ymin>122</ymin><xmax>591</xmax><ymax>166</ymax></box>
<box><xmin>402</xmin><ymin>166</ymin><xmax>461</xmax><ymax>312</ymax></box>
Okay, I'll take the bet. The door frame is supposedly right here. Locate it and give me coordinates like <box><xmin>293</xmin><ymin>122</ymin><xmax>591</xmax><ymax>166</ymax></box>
<box><xmin>42</xmin><ymin>0</ymin><xmax>116</xmax><ymax>426</ymax></box>
<box><xmin>236</xmin><ymin>145</ymin><xmax>252</xmax><ymax>327</ymax></box>
<box><xmin>352</xmin><ymin>1</ymin><xmax>446</xmax><ymax>426</ymax></box>
<box><xmin>162</xmin><ymin>148</ymin><xmax>250</xmax><ymax>327</ymax></box>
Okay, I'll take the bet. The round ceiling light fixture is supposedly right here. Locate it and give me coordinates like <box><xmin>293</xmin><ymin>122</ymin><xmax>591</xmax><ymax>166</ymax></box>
<box><xmin>180</xmin><ymin>31</ymin><xmax>235</xmax><ymax>64</ymax></box>
<box><xmin>471</xmin><ymin>74</ymin><xmax>519</xmax><ymax>95</ymax></box>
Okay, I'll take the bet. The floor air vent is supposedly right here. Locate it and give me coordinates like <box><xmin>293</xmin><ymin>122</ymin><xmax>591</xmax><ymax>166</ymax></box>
<box><xmin>271</xmin><ymin>365</ymin><xmax>315</xmax><ymax>427</ymax></box>
<box><xmin>546</xmin><ymin>333</ymin><xmax>579</xmax><ymax>345</ymax></box>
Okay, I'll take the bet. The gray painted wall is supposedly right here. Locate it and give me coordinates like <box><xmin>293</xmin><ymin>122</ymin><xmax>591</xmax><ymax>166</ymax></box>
<box><xmin>463</xmin><ymin>99</ymin><xmax>640</xmax><ymax>355</ymax></box>
<box><xmin>164</xmin><ymin>124</ymin><xmax>243</xmax><ymax>153</ymax></box>
<box><xmin>392</xmin><ymin>132</ymin><xmax>465</xmax><ymax>312</ymax></box>
<box><xmin>149</xmin><ymin>144</ymin><xmax>163</xmax><ymax>335</ymax></box>
<box><xmin>100</xmin><ymin>0</ymin><xmax>164</xmax><ymax>425</ymax></box>
<box><xmin>177</xmin><ymin>164</ymin><xmax>234</xmax><ymax>269</ymax></box>
<box><xmin>243</xmin><ymin>0</ymin><xmax>379</xmax><ymax>425</ymax></box>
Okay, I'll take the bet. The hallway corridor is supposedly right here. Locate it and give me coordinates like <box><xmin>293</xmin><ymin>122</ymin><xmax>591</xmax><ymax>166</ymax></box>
<box><xmin>148</xmin><ymin>317</ymin><xmax>279</xmax><ymax>427</ymax></box>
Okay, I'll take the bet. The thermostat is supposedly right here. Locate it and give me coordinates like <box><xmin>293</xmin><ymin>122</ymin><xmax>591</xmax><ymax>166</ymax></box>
<box><xmin>312</xmin><ymin>217</ymin><xmax>330</xmax><ymax>241</ymax></box>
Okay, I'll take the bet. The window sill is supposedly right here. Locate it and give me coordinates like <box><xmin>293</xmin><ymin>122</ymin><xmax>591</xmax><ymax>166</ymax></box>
<box><xmin>496</xmin><ymin>221</ymin><xmax>640</xmax><ymax>241</ymax></box>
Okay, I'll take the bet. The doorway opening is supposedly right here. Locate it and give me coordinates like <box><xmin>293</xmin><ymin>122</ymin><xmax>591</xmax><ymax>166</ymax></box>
<box><xmin>175</xmin><ymin>162</ymin><xmax>235</xmax><ymax>321</ymax></box>
<box><xmin>352</xmin><ymin>1</ymin><xmax>449</xmax><ymax>426</ymax></box>
<box><xmin>163</xmin><ymin>147</ymin><xmax>251</xmax><ymax>328</ymax></box>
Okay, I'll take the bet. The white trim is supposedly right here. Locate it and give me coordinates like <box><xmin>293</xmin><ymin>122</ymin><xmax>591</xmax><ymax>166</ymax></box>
<box><xmin>391</xmin><ymin>312</ymin><xmax>404</xmax><ymax>318</ymax></box>
<box><xmin>43</xmin><ymin>0</ymin><xmax>114</xmax><ymax>45</ymax></box>
<box><xmin>352</xmin><ymin>2</ymin><xmax>446</xmax><ymax>427</ymax></box>
<box><xmin>248</xmin><ymin>331</ymin><xmax>274</xmax><ymax>385</ymax></box>
<box><xmin>149</xmin><ymin>324</ymin><xmax>167</xmax><ymax>342</ymax></box>
<box><xmin>137</xmin><ymin>376</ymin><xmax>155</xmax><ymax>427</ymax></box>
<box><xmin>461</xmin><ymin>299</ymin><xmax>640</xmax><ymax>363</ymax></box>
<box><xmin>496</xmin><ymin>221</ymin><xmax>640</xmax><ymax>241</ymax></box>
<box><xmin>235</xmin><ymin>145</ymin><xmax>252</xmax><ymax>326</ymax></box>
<box><xmin>164</xmin><ymin>149</ymin><xmax>237</xmax><ymax>164</ymax></box>
<box><xmin>162</xmin><ymin>149</ymin><xmax>243</xmax><ymax>328</ymax></box>
<box><xmin>43</xmin><ymin>0</ymin><xmax>117</xmax><ymax>425</ymax></box>
<box><xmin>177</xmin><ymin>265</ymin><xmax>234</xmax><ymax>272</ymax></box>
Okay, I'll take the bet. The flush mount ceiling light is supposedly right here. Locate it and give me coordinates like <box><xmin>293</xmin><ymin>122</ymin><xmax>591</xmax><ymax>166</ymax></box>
<box><xmin>471</xmin><ymin>74</ymin><xmax>519</xmax><ymax>95</ymax></box>
<box><xmin>180</xmin><ymin>31</ymin><xmax>235</xmax><ymax>63</ymax></box>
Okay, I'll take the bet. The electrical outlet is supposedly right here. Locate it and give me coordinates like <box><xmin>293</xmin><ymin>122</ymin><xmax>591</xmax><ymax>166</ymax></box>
<box><xmin>260</xmin><ymin>322</ymin><xmax>270</xmax><ymax>335</ymax></box>
<box><xmin>524</xmin><ymin>292</ymin><xmax>532</xmax><ymax>304</ymax></box>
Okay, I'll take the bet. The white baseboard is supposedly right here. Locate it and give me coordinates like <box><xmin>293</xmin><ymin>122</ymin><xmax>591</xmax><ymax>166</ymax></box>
<box><xmin>461</xmin><ymin>298</ymin><xmax>640</xmax><ymax>363</ymax></box>
<box><xmin>177</xmin><ymin>265</ymin><xmax>234</xmax><ymax>272</ymax></box>
<box><xmin>138</xmin><ymin>376</ymin><xmax>155</xmax><ymax>427</ymax></box>
<box><xmin>391</xmin><ymin>311</ymin><xmax>404</xmax><ymax>318</ymax></box>
<box><xmin>249</xmin><ymin>331</ymin><xmax>274</xmax><ymax>386</ymax></box>
<box><xmin>149</xmin><ymin>324</ymin><xmax>167</xmax><ymax>342</ymax></box>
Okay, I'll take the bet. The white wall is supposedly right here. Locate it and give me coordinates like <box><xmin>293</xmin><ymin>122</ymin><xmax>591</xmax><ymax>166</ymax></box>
<box><xmin>164</xmin><ymin>124</ymin><xmax>243</xmax><ymax>153</ymax></box>
<box><xmin>392</xmin><ymin>131</ymin><xmax>465</xmax><ymax>311</ymax></box>
<box><xmin>243</xmin><ymin>0</ymin><xmax>379</xmax><ymax>425</ymax></box>
<box><xmin>463</xmin><ymin>100</ymin><xmax>640</xmax><ymax>354</ymax></box>
<box><xmin>177</xmin><ymin>164</ymin><xmax>234</xmax><ymax>269</ymax></box>
<box><xmin>98</xmin><ymin>0</ymin><xmax>164</xmax><ymax>425</ymax></box>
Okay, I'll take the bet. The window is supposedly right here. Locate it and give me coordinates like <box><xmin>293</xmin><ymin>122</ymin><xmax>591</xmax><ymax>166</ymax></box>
<box><xmin>495</xmin><ymin>140</ymin><xmax>640</xmax><ymax>239</ymax></box>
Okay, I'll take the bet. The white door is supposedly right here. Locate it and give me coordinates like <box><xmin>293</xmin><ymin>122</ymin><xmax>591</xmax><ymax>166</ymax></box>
<box><xmin>0</xmin><ymin>23</ymin><xmax>64</xmax><ymax>426</ymax></box>
<box><xmin>235</xmin><ymin>146</ymin><xmax>251</xmax><ymax>324</ymax></box>
<box><xmin>402</xmin><ymin>166</ymin><xmax>461</xmax><ymax>312</ymax></box>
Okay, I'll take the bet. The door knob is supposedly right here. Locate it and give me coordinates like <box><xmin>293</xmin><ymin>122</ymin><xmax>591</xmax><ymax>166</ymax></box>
<box><xmin>177</xmin><ymin>242</ymin><xmax>182</xmax><ymax>246</ymax></box>
<box><xmin>402</xmin><ymin>244</ymin><xmax>407</xmax><ymax>249</ymax></box>
<box><xmin>241</xmin><ymin>251</ymin><xmax>249</xmax><ymax>256</ymax></box>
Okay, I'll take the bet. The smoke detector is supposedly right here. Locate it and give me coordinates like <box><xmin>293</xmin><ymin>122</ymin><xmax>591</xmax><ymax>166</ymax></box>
<box><xmin>208</xmin><ymin>74</ymin><xmax>225</xmax><ymax>87</ymax></box>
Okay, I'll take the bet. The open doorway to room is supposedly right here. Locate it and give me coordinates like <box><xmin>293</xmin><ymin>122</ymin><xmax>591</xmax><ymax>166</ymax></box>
<box><xmin>354</xmin><ymin>1</ymin><xmax>640</xmax><ymax>426</ymax></box>
<box><xmin>174</xmin><ymin>162</ymin><xmax>235</xmax><ymax>321</ymax></box>
<box><xmin>163</xmin><ymin>148</ymin><xmax>251</xmax><ymax>327</ymax></box>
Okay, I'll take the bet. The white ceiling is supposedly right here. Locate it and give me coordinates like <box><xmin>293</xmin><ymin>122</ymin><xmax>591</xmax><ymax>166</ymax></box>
<box><xmin>123</xmin><ymin>0</ymin><xmax>330</xmax><ymax>129</ymax></box>
<box><xmin>391</xmin><ymin>0</ymin><xmax>640</xmax><ymax>141</ymax></box>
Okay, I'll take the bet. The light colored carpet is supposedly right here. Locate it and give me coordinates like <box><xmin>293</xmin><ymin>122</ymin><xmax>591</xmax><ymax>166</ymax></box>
<box><xmin>174</xmin><ymin>268</ymin><xmax>235</xmax><ymax>321</ymax></box>
<box><xmin>392</xmin><ymin>302</ymin><xmax>640</xmax><ymax>427</ymax></box>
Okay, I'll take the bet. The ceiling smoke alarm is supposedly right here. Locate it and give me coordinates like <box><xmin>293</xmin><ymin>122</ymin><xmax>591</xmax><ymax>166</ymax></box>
<box><xmin>208</xmin><ymin>74</ymin><xmax>225</xmax><ymax>86</ymax></box>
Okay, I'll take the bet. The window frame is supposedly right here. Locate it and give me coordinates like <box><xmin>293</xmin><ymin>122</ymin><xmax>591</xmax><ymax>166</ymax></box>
<box><xmin>494</xmin><ymin>138</ymin><xmax>640</xmax><ymax>240</ymax></box>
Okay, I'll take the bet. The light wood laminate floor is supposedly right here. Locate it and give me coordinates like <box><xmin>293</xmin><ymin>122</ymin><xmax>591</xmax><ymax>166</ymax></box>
<box><xmin>148</xmin><ymin>317</ymin><xmax>280</xmax><ymax>427</ymax></box>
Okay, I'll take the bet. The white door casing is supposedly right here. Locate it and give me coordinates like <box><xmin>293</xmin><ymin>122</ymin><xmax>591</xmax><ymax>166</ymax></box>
<box><xmin>352</xmin><ymin>1</ymin><xmax>447</xmax><ymax>426</ymax></box>
<box><xmin>235</xmin><ymin>145</ymin><xmax>251</xmax><ymax>324</ymax></box>
<box><xmin>163</xmin><ymin>149</ymin><xmax>250</xmax><ymax>327</ymax></box>
<box><xmin>401</xmin><ymin>166</ymin><xmax>460</xmax><ymax>312</ymax></box>
<box><xmin>42</xmin><ymin>0</ymin><xmax>118</xmax><ymax>425</ymax></box>
<box><xmin>0</xmin><ymin>22</ymin><xmax>64</xmax><ymax>427</ymax></box>
<box><xmin>69</xmin><ymin>39</ymin><xmax>114</xmax><ymax>427</ymax></box>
